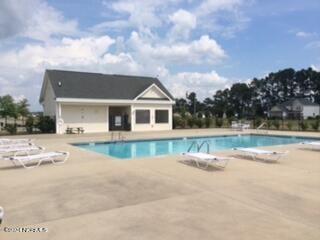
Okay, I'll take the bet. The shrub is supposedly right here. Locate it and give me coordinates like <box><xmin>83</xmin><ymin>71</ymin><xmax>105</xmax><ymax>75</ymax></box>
<box><xmin>195</xmin><ymin>118</ymin><xmax>204</xmax><ymax>128</ymax></box>
<box><xmin>311</xmin><ymin>121</ymin><xmax>319</xmax><ymax>131</ymax></box>
<box><xmin>266</xmin><ymin>120</ymin><xmax>272</xmax><ymax>129</ymax></box>
<box><xmin>272</xmin><ymin>120</ymin><xmax>280</xmax><ymax>130</ymax></box>
<box><xmin>37</xmin><ymin>116</ymin><xmax>56</xmax><ymax>133</ymax></box>
<box><xmin>173</xmin><ymin>116</ymin><xmax>181</xmax><ymax>129</ymax></box>
<box><xmin>299</xmin><ymin>121</ymin><xmax>308</xmax><ymax>131</ymax></box>
<box><xmin>187</xmin><ymin>116</ymin><xmax>195</xmax><ymax>128</ymax></box>
<box><xmin>254</xmin><ymin>118</ymin><xmax>262</xmax><ymax>128</ymax></box>
<box><xmin>287</xmin><ymin>121</ymin><xmax>293</xmax><ymax>131</ymax></box>
<box><xmin>5</xmin><ymin>124</ymin><xmax>17</xmax><ymax>135</ymax></box>
<box><xmin>205</xmin><ymin>117</ymin><xmax>212</xmax><ymax>128</ymax></box>
<box><xmin>215</xmin><ymin>118</ymin><xmax>223</xmax><ymax>128</ymax></box>
<box><xmin>25</xmin><ymin>116</ymin><xmax>34</xmax><ymax>133</ymax></box>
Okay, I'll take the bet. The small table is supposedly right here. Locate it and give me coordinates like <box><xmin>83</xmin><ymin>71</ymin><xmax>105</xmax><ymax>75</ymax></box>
<box><xmin>66</xmin><ymin>127</ymin><xmax>84</xmax><ymax>134</ymax></box>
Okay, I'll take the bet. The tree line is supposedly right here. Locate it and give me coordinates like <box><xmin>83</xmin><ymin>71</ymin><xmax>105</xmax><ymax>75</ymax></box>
<box><xmin>174</xmin><ymin>68</ymin><xmax>320</xmax><ymax>119</ymax></box>
<box><xmin>0</xmin><ymin>95</ymin><xmax>55</xmax><ymax>134</ymax></box>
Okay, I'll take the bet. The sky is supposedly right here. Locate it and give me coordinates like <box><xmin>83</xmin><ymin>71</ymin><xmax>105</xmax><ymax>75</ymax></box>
<box><xmin>0</xmin><ymin>0</ymin><xmax>319</xmax><ymax>111</ymax></box>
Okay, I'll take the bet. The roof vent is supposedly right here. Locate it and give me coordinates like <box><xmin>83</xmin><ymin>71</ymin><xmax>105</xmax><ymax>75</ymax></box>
<box><xmin>58</xmin><ymin>81</ymin><xmax>62</xmax><ymax>87</ymax></box>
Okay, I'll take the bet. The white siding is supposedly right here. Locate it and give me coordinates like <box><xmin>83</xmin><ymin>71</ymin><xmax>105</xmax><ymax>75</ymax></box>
<box><xmin>59</xmin><ymin>105</ymin><xmax>108</xmax><ymax>133</ymax></box>
<box><xmin>140</xmin><ymin>86</ymin><xmax>167</xmax><ymax>99</ymax></box>
<box><xmin>303</xmin><ymin>106</ymin><xmax>320</xmax><ymax>119</ymax></box>
<box><xmin>42</xmin><ymin>81</ymin><xmax>56</xmax><ymax>116</ymax></box>
<box><xmin>131</xmin><ymin>103</ymin><xmax>172</xmax><ymax>131</ymax></box>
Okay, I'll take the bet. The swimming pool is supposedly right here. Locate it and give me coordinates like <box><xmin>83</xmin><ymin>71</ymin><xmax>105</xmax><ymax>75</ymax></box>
<box><xmin>74</xmin><ymin>134</ymin><xmax>316</xmax><ymax>160</ymax></box>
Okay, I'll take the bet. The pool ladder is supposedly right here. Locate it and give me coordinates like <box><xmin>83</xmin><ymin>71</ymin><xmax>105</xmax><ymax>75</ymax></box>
<box><xmin>187</xmin><ymin>140</ymin><xmax>210</xmax><ymax>153</ymax></box>
<box><xmin>110</xmin><ymin>132</ymin><xmax>125</xmax><ymax>143</ymax></box>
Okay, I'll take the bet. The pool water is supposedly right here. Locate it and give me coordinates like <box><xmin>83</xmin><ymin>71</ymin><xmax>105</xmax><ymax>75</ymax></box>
<box><xmin>74</xmin><ymin>134</ymin><xmax>315</xmax><ymax>160</ymax></box>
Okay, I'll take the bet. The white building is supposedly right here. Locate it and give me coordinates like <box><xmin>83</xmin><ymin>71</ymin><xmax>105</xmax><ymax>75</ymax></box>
<box><xmin>39</xmin><ymin>70</ymin><xmax>175</xmax><ymax>134</ymax></box>
<box><xmin>269</xmin><ymin>98</ymin><xmax>320</xmax><ymax>119</ymax></box>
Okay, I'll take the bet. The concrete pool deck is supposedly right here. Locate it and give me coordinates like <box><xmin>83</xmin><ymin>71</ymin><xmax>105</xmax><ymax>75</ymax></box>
<box><xmin>0</xmin><ymin>129</ymin><xmax>319</xmax><ymax>240</ymax></box>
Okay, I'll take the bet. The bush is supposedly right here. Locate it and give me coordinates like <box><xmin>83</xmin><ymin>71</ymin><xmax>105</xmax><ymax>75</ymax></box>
<box><xmin>311</xmin><ymin>121</ymin><xmax>319</xmax><ymax>131</ymax></box>
<box><xmin>272</xmin><ymin>120</ymin><xmax>280</xmax><ymax>130</ymax></box>
<box><xmin>195</xmin><ymin>118</ymin><xmax>204</xmax><ymax>128</ymax></box>
<box><xmin>215</xmin><ymin>118</ymin><xmax>223</xmax><ymax>128</ymax></box>
<box><xmin>254</xmin><ymin>118</ymin><xmax>262</xmax><ymax>128</ymax></box>
<box><xmin>186</xmin><ymin>116</ymin><xmax>195</xmax><ymax>128</ymax></box>
<box><xmin>173</xmin><ymin>116</ymin><xmax>181</xmax><ymax>129</ymax></box>
<box><xmin>37</xmin><ymin>116</ymin><xmax>56</xmax><ymax>133</ymax></box>
<box><xmin>205</xmin><ymin>117</ymin><xmax>212</xmax><ymax>128</ymax></box>
<box><xmin>287</xmin><ymin>121</ymin><xmax>293</xmax><ymax>130</ymax></box>
<box><xmin>299</xmin><ymin>121</ymin><xmax>308</xmax><ymax>131</ymax></box>
<box><xmin>25</xmin><ymin>116</ymin><xmax>34</xmax><ymax>133</ymax></box>
<box><xmin>266</xmin><ymin>120</ymin><xmax>272</xmax><ymax>129</ymax></box>
<box><xmin>5</xmin><ymin>124</ymin><xmax>17</xmax><ymax>135</ymax></box>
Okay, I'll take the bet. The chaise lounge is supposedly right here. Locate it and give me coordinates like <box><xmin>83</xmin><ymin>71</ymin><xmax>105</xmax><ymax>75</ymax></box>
<box><xmin>301</xmin><ymin>141</ymin><xmax>320</xmax><ymax>150</ymax></box>
<box><xmin>233</xmin><ymin>147</ymin><xmax>288</xmax><ymax>162</ymax></box>
<box><xmin>182</xmin><ymin>152</ymin><xmax>233</xmax><ymax>169</ymax></box>
<box><xmin>0</xmin><ymin>146</ymin><xmax>45</xmax><ymax>158</ymax></box>
<box><xmin>5</xmin><ymin>151</ymin><xmax>69</xmax><ymax>169</ymax></box>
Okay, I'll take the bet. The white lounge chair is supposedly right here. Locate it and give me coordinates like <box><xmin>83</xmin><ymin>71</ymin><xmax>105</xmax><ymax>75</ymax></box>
<box><xmin>182</xmin><ymin>152</ymin><xmax>233</xmax><ymax>169</ymax></box>
<box><xmin>5</xmin><ymin>151</ymin><xmax>69</xmax><ymax>169</ymax></box>
<box><xmin>231</xmin><ymin>121</ymin><xmax>241</xmax><ymax>131</ymax></box>
<box><xmin>0</xmin><ymin>142</ymin><xmax>34</xmax><ymax>149</ymax></box>
<box><xmin>233</xmin><ymin>147</ymin><xmax>288</xmax><ymax>162</ymax></box>
<box><xmin>0</xmin><ymin>138</ymin><xmax>33</xmax><ymax>145</ymax></box>
<box><xmin>0</xmin><ymin>145</ymin><xmax>44</xmax><ymax>158</ymax></box>
<box><xmin>301</xmin><ymin>141</ymin><xmax>320</xmax><ymax>150</ymax></box>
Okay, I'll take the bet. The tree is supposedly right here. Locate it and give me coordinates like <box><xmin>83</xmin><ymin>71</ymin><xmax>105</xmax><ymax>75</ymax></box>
<box><xmin>186</xmin><ymin>92</ymin><xmax>198</xmax><ymax>115</ymax></box>
<box><xmin>17</xmin><ymin>98</ymin><xmax>30</xmax><ymax>123</ymax></box>
<box><xmin>0</xmin><ymin>95</ymin><xmax>17</xmax><ymax>125</ymax></box>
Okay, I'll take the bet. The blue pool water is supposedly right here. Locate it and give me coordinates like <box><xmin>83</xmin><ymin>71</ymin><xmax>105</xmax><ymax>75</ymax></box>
<box><xmin>74</xmin><ymin>134</ymin><xmax>316</xmax><ymax>160</ymax></box>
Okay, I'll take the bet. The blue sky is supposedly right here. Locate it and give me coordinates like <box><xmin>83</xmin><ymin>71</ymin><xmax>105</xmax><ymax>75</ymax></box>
<box><xmin>0</xmin><ymin>0</ymin><xmax>319</xmax><ymax>110</ymax></box>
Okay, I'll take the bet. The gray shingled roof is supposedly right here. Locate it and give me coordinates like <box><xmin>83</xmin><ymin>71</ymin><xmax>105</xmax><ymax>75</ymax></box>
<box><xmin>40</xmin><ymin>69</ymin><xmax>174</xmax><ymax>102</ymax></box>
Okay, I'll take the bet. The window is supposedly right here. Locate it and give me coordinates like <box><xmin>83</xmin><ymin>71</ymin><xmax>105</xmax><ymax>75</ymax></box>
<box><xmin>136</xmin><ymin>110</ymin><xmax>150</xmax><ymax>124</ymax></box>
<box><xmin>155</xmin><ymin>110</ymin><xmax>169</xmax><ymax>123</ymax></box>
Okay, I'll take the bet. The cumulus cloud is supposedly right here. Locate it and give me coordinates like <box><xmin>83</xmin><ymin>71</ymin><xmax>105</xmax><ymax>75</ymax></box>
<box><xmin>0</xmin><ymin>36</ymin><xmax>143</xmax><ymax>107</ymax></box>
<box><xmin>0</xmin><ymin>0</ymin><xmax>241</xmax><ymax>110</ymax></box>
<box><xmin>168</xmin><ymin>71</ymin><xmax>230</xmax><ymax>99</ymax></box>
<box><xmin>129</xmin><ymin>32</ymin><xmax>226</xmax><ymax>64</ymax></box>
<box><xmin>169</xmin><ymin>9</ymin><xmax>197</xmax><ymax>40</ymax></box>
<box><xmin>0</xmin><ymin>0</ymin><xmax>78</xmax><ymax>41</ymax></box>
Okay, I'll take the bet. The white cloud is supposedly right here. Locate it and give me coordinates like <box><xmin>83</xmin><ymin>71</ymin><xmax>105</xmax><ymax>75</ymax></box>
<box><xmin>0</xmin><ymin>0</ymin><xmax>237</xmax><ymax>110</ymax></box>
<box><xmin>169</xmin><ymin>9</ymin><xmax>197</xmax><ymax>40</ymax></box>
<box><xmin>196</xmin><ymin>0</ymin><xmax>243</xmax><ymax>16</ymax></box>
<box><xmin>306</xmin><ymin>41</ymin><xmax>320</xmax><ymax>49</ymax></box>
<box><xmin>195</xmin><ymin>0</ymin><xmax>250</xmax><ymax>38</ymax></box>
<box><xmin>0</xmin><ymin>35</ymin><xmax>143</xmax><ymax>108</ymax></box>
<box><xmin>103</xmin><ymin>0</ymin><xmax>177</xmax><ymax>30</ymax></box>
<box><xmin>129</xmin><ymin>32</ymin><xmax>226</xmax><ymax>64</ymax></box>
<box><xmin>311</xmin><ymin>64</ymin><xmax>320</xmax><ymax>71</ymax></box>
<box><xmin>0</xmin><ymin>0</ymin><xmax>78</xmax><ymax>41</ymax></box>
<box><xmin>168</xmin><ymin>71</ymin><xmax>230</xmax><ymax>99</ymax></box>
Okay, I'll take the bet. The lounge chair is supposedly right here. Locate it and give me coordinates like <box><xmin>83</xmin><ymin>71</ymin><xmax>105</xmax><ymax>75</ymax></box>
<box><xmin>0</xmin><ymin>138</ymin><xmax>33</xmax><ymax>145</ymax></box>
<box><xmin>301</xmin><ymin>141</ymin><xmax>320</xmax><ymax>150</ymax></box>
<box><xmin>0</xmin><ymin>145</ymin><xmax>45</xmax><ymax>158</ymax></box>
<box><xmin>233</xmin><ymin>147</ymin><xmax>288</xmax><ymax>162</ymax></box>
<box><xmin>4</xmin><ymin>151</ymin><xmax>69</xmax><ymax>169</ymax></box>
<box><xmin>0</xmin><ymin>142</ymin><xmax>34</xmax><ymax>149</ymax></box>
<box><xmin>231</xmin><ymin>121</ymin><xmax>241</xmax><ymax>131</ymax></box>
<box><xmin>182</xmin><ymin>152</ymin><xmax>233</xmax><ymax>169</ymax></box>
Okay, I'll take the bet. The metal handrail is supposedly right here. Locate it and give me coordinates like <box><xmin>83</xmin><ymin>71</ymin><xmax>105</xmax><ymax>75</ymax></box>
<box><xmin>187</xmin><ymin>140</ymin><xmax>210</xmax><ymax>153</ymax></box>
<box><xmin>198</xmin><ymin>140</ymin><xmax>210</xmax><ymax>153</ymax></box>
<box><xmin>187</xmin><ymin>141</ymin><xmax>198</xmax><ymax>152</ymax></box>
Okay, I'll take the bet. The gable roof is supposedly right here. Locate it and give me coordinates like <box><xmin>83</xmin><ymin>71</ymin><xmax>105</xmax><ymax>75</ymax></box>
<box><xmin>39</xmin><ymin>69</ymin><xmax>174</xmax><ymax>103</ymax></box>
